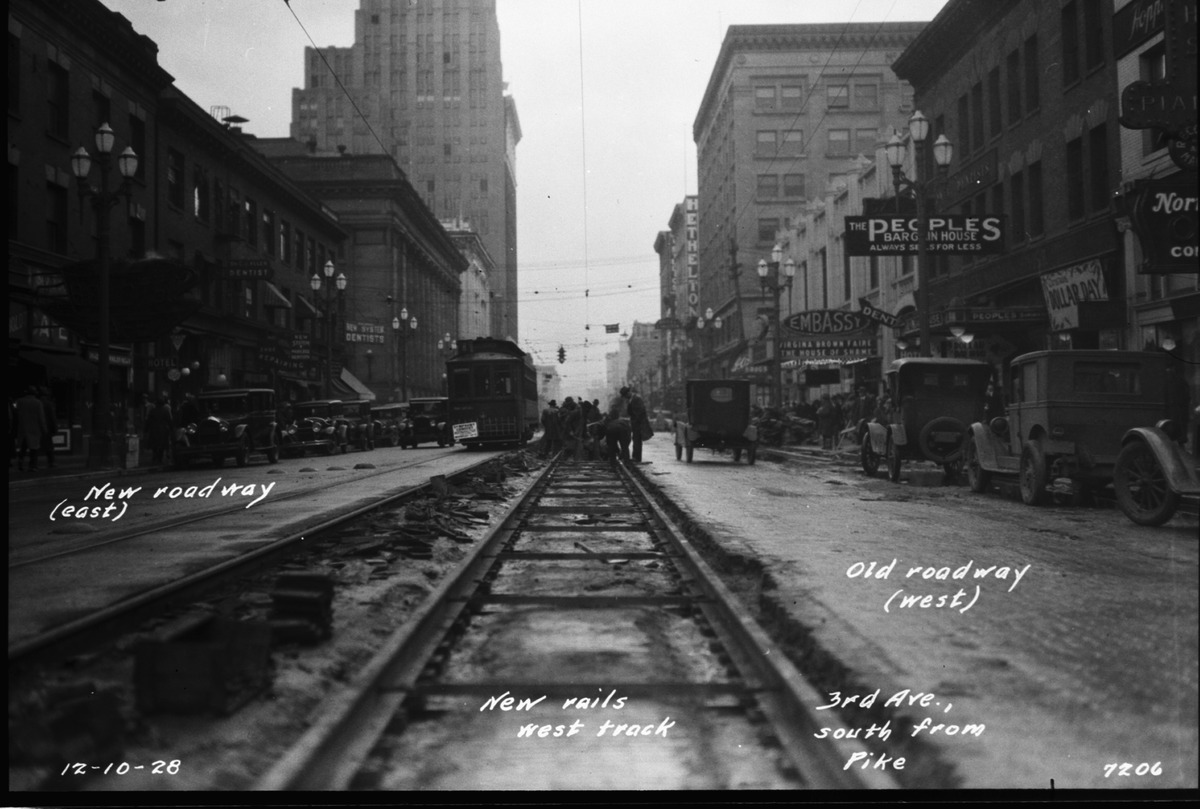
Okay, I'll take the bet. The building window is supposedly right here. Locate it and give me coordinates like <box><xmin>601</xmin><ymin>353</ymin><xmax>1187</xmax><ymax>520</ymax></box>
<box><xmin>46</xmin><ymin>182</ymin><xmax>68</xmax><ymax>252</ymax></box>
<box><xmin>781</xmin><ymin>85</ymin><xmax>804</xmax><ymax>109</ymax></box>
<box><xmin>757</xmin><ymin>218</ymin><xmax>779</xmax><ymax>244</ymax></box>
<box><xmin>193</xmin><ymin>165</ymin><xmax>210</xmax><ymax>222</ymax></box>
<box><xmin>8</xmin><ymin>34</ymin><xmax>19</xmax><ymax>116</ymax></box>
<box><xmin>294</xmin><ymin>228</ymin><xmax>305</xmax><ymax>269</ymax></box>
<box><xmin>1010</xmin><ymin>169</ymin><xmax>1025</xmax><ymax>242</ymax></box>
<box><xmin>1007</xmin><ymin>49</ymin><xmax>1021</xmax><ymax>123</ymax></box>
<box><xmin>957</xmin><ymin>94</ymin><xmax>970</xmax><ymax>155</ymax></box>
<box><xmin>827</xmin><ymin>85</ymin><xmax>849</xmax><ymax>108</ymax></box>
<box><xmin>281</xmin><ymin>220</ymin><xmax>291</xmax><ymax>263</ymax></box>
<box><xmin>780</xmin><ymin>129</ymin><xmax>804</xmax><ymax>155</ymax></box>
<box><xmin>756</xmin><ymin>174</ymin><xmax>779</xmax><ymax>198</ymax></box>
<box><xmin>854</xmin><ymin>128</ymin><xmax>877</xmax><ymax>155</ymax></box>
<box><xmin>843</xmin><ymin>249</ymin><xmax>852</xmax><ymax>301</ymax></box>
<box><xmin>444</xmin><ymin>143</ymin><xmax>452</xmax><ymax>158</ymax></box>
<box><xmin>756</xmin><ymin>130</ymin><xmax>777</xmax><ymax>154</ymax></box>
<box><xmin>1066</xmin><ymin>137</ymin><xmax>1084</xmax><ymax>220</ymax></box>
<box><xmin>783</xmin><ymin>173</ymin><xmax>805</xmax><ymax>198</ymax></box>
<box><xmin>1061</xmin><ymin>2</ymin><xmax>1080</xmax><ymax>86</ymax></box>
<box><xmin>1025</xmin><ymin>35</ymin><xmax>1040</xmax><ymax>112</ymax></box>
<box><xmin>755</xmin><ymin>86</ymin><xmax>776</xmax><ymax>110</ymax></box>
<box><xmin>263</xmin><ymin>209</ymin><xmax>276</xmax><ymax>256</ymax></box>
<box><xmin>93</xmin><ymin>90</ymin><xmax>110</xmax><ymax>129</ymax></box>
<box><xmin>1083</xmin><ymin>0</ymin><xmax>1105</xmax><ymax>72</ymax></box>
<box><xmin>166</xmin><ymin>149</ymin><xmax>185</xmax><ymax>209</ymax></box>
<box><xmin>480</xmin><ymin>177</ymin><xmax>488</xmax><ymax>193</ymax></box>
<box><xmin>1028</xmin><ymin>160</ymin><xmax>1044</xmax><ymax>236</ymax></box>
<box><xmin>1089</xmin><ymin>124</ymin><xmax>1110</xmax><ymax>213</ymax></box>
<box><xmin>129</xmin><ymin>116</ymin><xmax>146</xmax><ymax>182</ymax></box>
<box><xmin>245</xmin><ymin>197</ymin><xmax>258</xmax><ymax>249</ymax></box>
<box><xmin>47</xmin><ymin>61</ymin><xmax>69</xmax><ymax>139</ymax></box>
<box><xmin>827</xmin><ymin>129</ymin><xmax>850</xmax><ymax>154</ymax></box>
<box><xmin>854</xmin><ymin>82</ymin><xmax>878</xmax><ymax>110</ymax></box>
<box><xmin>128</xmin><ymin>214</ymin><xmax>145</xmax><ymax>258</ymax></box>
<box><xmin>227</xmin><ymin>188</ymin><xmax>241</xmax><ymax>239</ymax></box>
<box><xmin>988</xmin><ymin>67</ymin><xmax>1002</xmax><ymax>136</ymax></box>
<box><xmin>971</xmin><ymin>82</ymin><xmax>984</xmax><ymax>149</ymax></box>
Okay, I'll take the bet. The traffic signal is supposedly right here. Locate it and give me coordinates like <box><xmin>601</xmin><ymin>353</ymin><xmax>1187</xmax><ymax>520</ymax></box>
<box><xmin>557</xmin><ymin>345</ymin><xmax>566</xmax><ymax>364</ymax></box>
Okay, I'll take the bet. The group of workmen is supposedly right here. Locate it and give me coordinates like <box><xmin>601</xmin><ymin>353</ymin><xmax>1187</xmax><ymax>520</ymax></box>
<box><xmin>538</xmin><ymin>386</ymin><xmax>652</xmax><ymax>464</ymax></box>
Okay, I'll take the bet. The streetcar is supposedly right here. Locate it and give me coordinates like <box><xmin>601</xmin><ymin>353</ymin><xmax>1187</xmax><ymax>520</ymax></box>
<box><xmin>446</xmin><ymin>337</ymin><xmax>539</xmax><ymax>447</ymax></box>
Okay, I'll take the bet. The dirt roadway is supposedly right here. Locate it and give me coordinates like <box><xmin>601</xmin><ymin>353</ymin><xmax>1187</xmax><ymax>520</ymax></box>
<box><xmin>634</xmin><ymin>438</ymin><xmax>1199</xmax><ymax>790</ymax></box>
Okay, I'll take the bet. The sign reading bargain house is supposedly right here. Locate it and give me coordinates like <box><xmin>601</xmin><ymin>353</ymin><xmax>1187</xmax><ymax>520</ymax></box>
<box><xmin>844</xmin><ymin>215</ymin><xmax>1006</xmax><ymax>256</ymax></box>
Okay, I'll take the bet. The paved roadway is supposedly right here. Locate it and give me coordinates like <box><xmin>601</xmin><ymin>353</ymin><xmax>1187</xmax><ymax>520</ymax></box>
<box><xmin>8</xmin><ymin>445</ymin><xmax>502</xmax><ymax>647</ymax></box>
<box><xmin>633</xmin><ymin>437</ymin><xmax>1198</xmax><ymax>790</ymax></box>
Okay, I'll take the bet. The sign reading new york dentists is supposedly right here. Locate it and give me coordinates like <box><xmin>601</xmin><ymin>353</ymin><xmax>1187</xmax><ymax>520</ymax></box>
<box><xmin>844</xmin><ymin>215</ymin><xmax>1006</xmax><ymax>256</ymax></box>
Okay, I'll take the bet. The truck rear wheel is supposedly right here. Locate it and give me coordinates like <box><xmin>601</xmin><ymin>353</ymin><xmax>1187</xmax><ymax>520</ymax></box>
<box><xmin>1018</xmin><ymin>441</ymin><xmax>1049</xmax><ymax>506</ymax></box>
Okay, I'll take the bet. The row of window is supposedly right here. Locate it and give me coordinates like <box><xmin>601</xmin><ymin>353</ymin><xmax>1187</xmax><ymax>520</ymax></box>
<box><xmin>755</xmin><ymin>128</ymin><xmax>881</xmax><ymax>159</ymax></box>
<box><xmin>753</xmin><ymin>79</ymin><xmax>884</xmax><ymax>112</ymax></box>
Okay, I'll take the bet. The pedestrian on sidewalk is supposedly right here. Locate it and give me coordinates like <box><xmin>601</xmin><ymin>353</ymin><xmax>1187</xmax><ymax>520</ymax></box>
<box><xmin>605</xmin><ymin>387</ymin><xmax>632</xmax><ymax>464</ymax></box>
<box><xmin>39</xmin><ymin>387</ymin><xmax>57</xmax><ymax>468</ymax></box>
<box><xmin>627</xmin><ymin>386</ymin><xmax>651</xmax><ymax>463</ymax></box>
<box><xmin>817</xmin><ymin>393</ymin><xmax>838</xmax><ymax>451</ymax></box>
<box><xmin>15</xmin><ymin>387</ymin><xmax>47</xmax><ymax>471</ymax></box>
<box><xmin>145</xmin><ymin>395</ymin><xmax>173</xmax><ymax>466</ymax></box>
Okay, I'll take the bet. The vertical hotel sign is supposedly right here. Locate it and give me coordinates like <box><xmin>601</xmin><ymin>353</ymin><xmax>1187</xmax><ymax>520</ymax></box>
<box><xmin>686</xmin><ymin>198</ymin><xmax>699</xmax><ymax>320</ymax></box>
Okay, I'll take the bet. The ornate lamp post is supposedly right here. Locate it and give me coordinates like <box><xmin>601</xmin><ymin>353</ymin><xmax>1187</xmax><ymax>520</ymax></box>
<box><xmin>310</xmin><ymin>259</ymin><xmax>347</xmax><ymax>398</ymax></box>
<box><xmin>755</xmin><ymin>243</ymin><xmax>796</xmax><ymax>407</ymax></box>
<box><xmin>71</xmin><ymin>122</ymin><xmax>139</xmax><ymax>466</ymax></box>
<box><xmin>885</xmin><ymin>111</ymin><xmax>954</xmax><ymax>357</ymax></box>
<box><xmin>392</xmin><ymin>309</ymin><xmax>417</xmax><ymax>401</ymax></box>
<box><xmin>695</xmin><ymin>307</ymin><xmax>723</xmax><ymax>378</ymax></box>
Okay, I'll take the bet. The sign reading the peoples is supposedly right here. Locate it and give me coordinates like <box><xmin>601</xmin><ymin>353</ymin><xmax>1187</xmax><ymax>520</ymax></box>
<box><xmin>845</xmin><ymin>215</ymin><xmax>1006</xmax><ymax>256</ymax></box>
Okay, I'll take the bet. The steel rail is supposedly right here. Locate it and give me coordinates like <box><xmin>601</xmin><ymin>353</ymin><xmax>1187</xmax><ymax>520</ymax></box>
<box><xmin>255</xmin><ymin>458</ymin><xmax>898</xmax><ymax>790</ymax></box>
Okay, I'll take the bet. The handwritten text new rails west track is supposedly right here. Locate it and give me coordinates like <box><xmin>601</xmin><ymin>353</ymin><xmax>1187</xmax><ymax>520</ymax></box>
<box><xmin>480</xmin><ymin>690</ymin><xmax>676</xmax><ymax>739</ymax></box>
<box><xmin>49</xmin><ymin>479</ymin><xmax>277</xmax><ymax>523</ymax></box>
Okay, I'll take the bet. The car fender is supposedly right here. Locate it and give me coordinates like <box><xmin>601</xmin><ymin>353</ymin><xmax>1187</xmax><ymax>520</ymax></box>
<box><xmin>967</xmin><ymin>423</ymin><xmax>1005</xmax><ymax>471</ymax></box>
<box><xmin>233</xmin><ymin>423</ymin><xmax>248</xmax><ymax>439</ymax></box>
<box><xmin>1121</xmin><ymin>427</ymin><xmax>1200</xmax><ymax>495</ymax></box>
<box><xmin>889</xmin><ymin>422</ymin><xmax>908</xmax><ymax>446</ymax></box>
<box><xmin>865</xmin><ymin>421</ymin><xmax>889</xmax><ymax>453</ymax></box>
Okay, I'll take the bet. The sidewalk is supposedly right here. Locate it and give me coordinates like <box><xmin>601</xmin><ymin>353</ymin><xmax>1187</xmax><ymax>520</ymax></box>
<box><xmin>7</xmin><ymin>450</ymin><xmax>160</xmax><ymax>489</ymax></box>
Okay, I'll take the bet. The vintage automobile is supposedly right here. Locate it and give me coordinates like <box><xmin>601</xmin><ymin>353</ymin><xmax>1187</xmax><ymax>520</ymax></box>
<box><xmin>652</xmin><ymin>409</ymin><xmax>675</xmax><ymax>432</ymax></box>
<box><xmin>964</xmin><ymin>350</ymin><xmax>1172</xmax><ymax>506</ymax></box>
<box><xmin>861</xmin><ymin>358</ymin><xmax>993</xmax><ymax>482</ymax></box>
<box><xmin>673</xmin><ymin>379</ymin><xmax>758</xmax><ymax>464</ymax></box>
<box><xmin>370</xmin><ymin>403</ymin><xmax>409</xmax><ymax>448</ymax></box>
<box><xmin>174</xmin><ymin>388</ymin><xmax>279</xmax><ymax>468</ymax></box>
<box><xmin>402</xmin><ymin>397</ymin><xmax>454</xmax><ymax>447</ymax></box>
<box><xmin>281</xmin><ymin>399</ymin><xmax>350</xmax><ymax>456</ymax></box>
<box><xmin>343</xmin><ymin>399</ymin><xmax>376</xmax><ymax>451</ymax></box>
<box><xmin>1111</xmin><ymin>414</ymin><xmax>1200</xmax><ymax>526</ymax></box>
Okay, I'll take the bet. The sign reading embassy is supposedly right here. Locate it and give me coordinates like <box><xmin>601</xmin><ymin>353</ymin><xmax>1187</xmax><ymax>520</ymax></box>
<box><xmin>845</xmin><ymin>215</ymin><xmax>1005</xmax><ymax>256</ymax></box>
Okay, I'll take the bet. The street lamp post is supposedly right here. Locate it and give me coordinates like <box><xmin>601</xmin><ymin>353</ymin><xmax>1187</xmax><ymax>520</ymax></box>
<box><xmin>756</xmin><ymin>243</ymin><xmax>796</xmax><ymax>408</ymax></box>
<box><xmin>310</xmin><ymin>260</ymin><xmax>347</xmax><ymax>398</ymax></box>
<box><xmin>71</xmin><ymin>122</ymin><xmax>139</xmax><ymax>467</ymax></box>
<box><xmin>392</xmin><ymin>309</ymin><xmax>417</xmax><ymax>401</ymax></box>
<box><xmin>695</xmin><ymin>307</ymin><xmax>723</xmax><ymax>378</ymax></box>
<box><xmin>437</xmin><ymin>332</ymin><xmax>457</xmax><ymax>394</ymax></box>
<box><xmin>885</xmin><ymin>111</ymin><xmax>954</xmax><ymax>358</ymax></box>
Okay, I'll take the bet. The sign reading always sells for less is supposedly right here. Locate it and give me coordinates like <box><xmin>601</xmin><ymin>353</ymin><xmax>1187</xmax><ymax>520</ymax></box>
<box><xmin>844</xmin><ymin>215</ymin><xmax>1006</xmax><ymax>256</ymax></box>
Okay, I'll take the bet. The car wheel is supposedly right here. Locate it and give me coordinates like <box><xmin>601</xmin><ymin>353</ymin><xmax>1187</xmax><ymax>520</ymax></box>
<box><xmin>732</xmin><ymin>448</ymin><xmax>742</xmax><ymax>463</ymax></box>
<box><xmin>1018</xmin><ymin>440</ymin><xmax>1049</xmax><ymax>506</ymax></box>
<box><xmin>747</xmin><ymin>444</ymin><xmax>757</xmax><ymax>465</ymax></box>
<box><xmin>324</xmin><ymin>442</ymin><xmax>336</xmax><ymax>456</ymax></box>
<box><xmin>266</xmin><ymin>445</ymin><xmax>279</xmax><ymax>464</ymax></box>
<box><xmin>389</xmin><ymin>434</ymin><xmax>399</xmax><ymax>448</ymax></box>
<box><xmin>675</xmin><ymin>443</ymin><xmax>682</xmax><ymax>461</ymax></box>
<box><xmin>918</xmin><ymin>416</ymin><xmax>968</xmax><ymax>464</ymax></box>
<box><xmin>964</xmin><ymin>434</ymin><xmax>990</xmax><ymax>493</ymax></box>
<box><xmin>885</xmin><ymin>433</ymin><xmax>901</xmax><ymax>482</ymax></box>
<box><xmin>861</xmin><ymin>435</ymin><xmax>881</xmax><ymax>477</ymax></box>
<box><xmin>235</xmin><ymin>437</ymin><xmax>250</xmax><ymax>468</ymax></box>
<box><xmin>1114</xmin><ymin>440</ymin><xmax>1180</xmax><ymax>526</ymax></box>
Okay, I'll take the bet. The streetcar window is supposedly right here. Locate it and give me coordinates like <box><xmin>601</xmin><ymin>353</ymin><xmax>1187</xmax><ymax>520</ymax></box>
<box><xmin>474</xmin><ymin>366</ymin><xmax>492</xmax><ymax>396</ymax></box>
<box><xmin>496</xmin><ymin>369</ymin><xmax>513</xmax><ymax>395</ymax></box>
<box><xmin>451</xmin><ymin>368</ymin><xmax>471</xmax><ymax>398</ymax></box>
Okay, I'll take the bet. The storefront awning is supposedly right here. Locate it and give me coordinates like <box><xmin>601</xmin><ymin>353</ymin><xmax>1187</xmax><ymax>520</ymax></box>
<box><xmin>332</xmin><ymin>367</ymin><xmax>375</xmax><ymax>401</ymax></box>
<box><xmin>263</xmin><ymin>282</ymin><xmax>292</xmax><ymax>309</ymax></box>
<box><xmin>296</xmin><ymin>295</ymin><xmax>319</xmax><ymax>318</ymax></box>
<box><xmin>19</xmin><ymin>349</ymin><xmax>98</xmax><ymax>380</ymax></box>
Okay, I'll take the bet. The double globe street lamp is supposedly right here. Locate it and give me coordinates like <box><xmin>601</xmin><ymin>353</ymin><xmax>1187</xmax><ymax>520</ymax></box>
<box><xmin>71</xmin><ymin>122</ymin><xmax>139</xmax><ymax>466</ymax></box>
<box><xmin>885</xmin><ymin>110</ymin><xmax>954</xmax><ymax>358</ymax></box>
<box><xmin>391</xmin><ymin>308</ymin><xmax>418</xmax><ymax>402</ymax></box>
<box><xmin>756</xmin><ymin>243</ymin><xmax>796</xmax><ymax>407</ymax></box>
<box><xmin>310</xmin><ymin>260</ymin><xmax>347</xmax><ymax>398</ymax></box>
<box><xmin>438</xmin><ymin>332</ymin><xmax>457</xmax><ymax>394</ymax></box>
<box><xmin>695</xmin><ymin>307</ymin><xmax>722</xmax><ymax>378</ymax></box>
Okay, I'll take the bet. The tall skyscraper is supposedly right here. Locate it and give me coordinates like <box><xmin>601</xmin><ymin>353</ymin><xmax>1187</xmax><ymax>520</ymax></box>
<box><xmin>291</xmin><ymin>0</ymin><xmax>521</xmax><ymax>341</ymax></box>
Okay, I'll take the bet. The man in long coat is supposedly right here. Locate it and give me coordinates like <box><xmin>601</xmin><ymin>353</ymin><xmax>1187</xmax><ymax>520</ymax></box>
<box><xmin>15</xmin><ymin>387</ymin><xmax>47</xmax><ymax>471</ymax></box>
<box><xmin>627</xmin><ymin>387</ymin><xmax>650</xmax><ymax>463</ymax></box>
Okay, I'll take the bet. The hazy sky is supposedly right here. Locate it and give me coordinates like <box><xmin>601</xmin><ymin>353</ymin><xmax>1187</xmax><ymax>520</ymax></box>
<box><xmin>100</xmin><ymin>0</ymin><xmax>949</xmax><ymax>391</ymax></box>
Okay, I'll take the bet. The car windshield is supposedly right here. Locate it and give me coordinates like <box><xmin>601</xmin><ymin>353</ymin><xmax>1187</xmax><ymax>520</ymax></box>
<box><xmin>199</xmin><ymin>396</ymin><xmax>248</xmax><ymax>417</ymax></box>
<box><xmin>295</xmin><ymin>403</ymin><xmax>335</xmax><ymax>418</ymax></box>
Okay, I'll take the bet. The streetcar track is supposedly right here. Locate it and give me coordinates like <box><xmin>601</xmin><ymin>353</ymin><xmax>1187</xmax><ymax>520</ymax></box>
<box><xmin>254</xmin><ymin>457</ymin><xmax>898</xmax><ymax>790</ymax></box>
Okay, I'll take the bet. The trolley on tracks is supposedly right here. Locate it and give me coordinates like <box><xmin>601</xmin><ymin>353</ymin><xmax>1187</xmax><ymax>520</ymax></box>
<box><xmin>446</xmin><ymin>337</ymin><xmax>538</xmax><ymax>447</ymax></box>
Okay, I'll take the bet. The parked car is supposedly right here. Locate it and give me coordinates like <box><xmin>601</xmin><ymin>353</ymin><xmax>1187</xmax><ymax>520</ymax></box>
<box><xmin>964</xmin><ymin>350</ymin><xmax>1171</xmax><ymax>506</ymax></box>
<box><xmin>674</xmin><ymin>379</ymin><xmax>758</xmax><ymax>464</ymax></box>
<box><xmin>402</xmin><ymin>397</ymin><xmax>454</xmax><ymax>447</ymax></box>
<box><xmin>370</xmin><ymin>403</ymin><xmax>409</xmax><ymax>448</ymax></box>
<box><xmin>1112</xmin><ymin>418</ymin><xmax>1200</xmax><ymax>526</ymax></box>
<box><xmin>862</xmin><ymin>358</ymin><xmax>993</xmax><ymax>481</ymax></box>
<box><xmin>343</xmin><ymin>400</ymin><xmax>375</xmax><ymax>450</ymax></box>
<box><xmin>174</xmin><ymin>388</ymin><xmax>279</xmax><ymax>468</ymax></box>
<box><xmin>652</xmin><ymin>409</ymin><xmax>674</xmax><ymax>432</ymax></box>
<box><xmin>281</xmin><ymin>399</ymin><xmax>350</xmax><ymax>456</ymax></box>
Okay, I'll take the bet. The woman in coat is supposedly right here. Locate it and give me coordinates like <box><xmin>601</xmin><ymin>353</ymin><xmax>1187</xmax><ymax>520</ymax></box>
<box><xmin>816</xmin><ymin>393</ymin><xmax>838</xmax><ymax>450</ymax></box>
